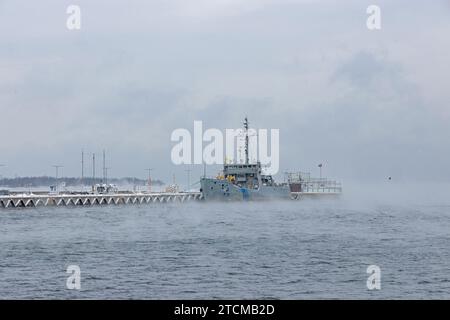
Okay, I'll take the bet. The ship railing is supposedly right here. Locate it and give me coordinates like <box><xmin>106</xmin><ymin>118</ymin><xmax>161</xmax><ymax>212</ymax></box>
<box><xmin>299</xmin><ymin>179</ymin><xmax>342</xmax><ymax>193</ymax></box>
<box><xmin>286</xmin><ymin>172</ymin><xmax>310</xmax><ymax>183</ymax></box>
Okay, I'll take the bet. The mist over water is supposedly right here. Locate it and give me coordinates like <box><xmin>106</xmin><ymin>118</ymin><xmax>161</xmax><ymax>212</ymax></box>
<box><xmin>1</xmin><ymin>182</ymin><xmax>450</xmax><ymax>299</ymax></box>
<box><xmin>342</xmin><ymin>180</ymin><xmax>450</xmax><ymax>207</ymax></box>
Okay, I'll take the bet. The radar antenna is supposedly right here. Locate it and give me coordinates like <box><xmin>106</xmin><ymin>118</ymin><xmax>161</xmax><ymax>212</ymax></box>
<box><xmin>244</xmin><ymin>117</ymin><xmax>249</xmax><ymax>164</ymax></box>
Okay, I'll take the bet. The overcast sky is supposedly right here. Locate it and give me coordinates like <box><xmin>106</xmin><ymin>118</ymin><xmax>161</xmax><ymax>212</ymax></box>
<box><xmin>0</xmin><ymin>0</ymin><xmax>449</xmax><ymax>184</ymax></box>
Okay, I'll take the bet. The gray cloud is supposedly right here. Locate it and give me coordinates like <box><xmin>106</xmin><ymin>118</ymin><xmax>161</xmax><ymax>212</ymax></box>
<box><xmin>0</xmin><ymin>0</ymin><xmax>449</xmax><ymax>184</ymax></box>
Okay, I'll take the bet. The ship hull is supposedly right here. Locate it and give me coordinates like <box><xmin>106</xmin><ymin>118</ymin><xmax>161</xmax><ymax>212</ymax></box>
<box><xmin>200</xmin><ymin>178</ymin><xmax>290</xmax><ymax>201</ymax></box>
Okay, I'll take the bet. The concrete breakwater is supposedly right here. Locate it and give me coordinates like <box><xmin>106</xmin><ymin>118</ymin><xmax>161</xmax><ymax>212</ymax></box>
<box><xmin>0</xmin><ymin>192</ymin><xmax>203</xmax><ymax>208</ymax></box>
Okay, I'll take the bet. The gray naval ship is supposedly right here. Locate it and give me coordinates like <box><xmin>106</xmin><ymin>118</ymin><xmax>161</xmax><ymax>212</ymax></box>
<box><xmin>200</xmin><ymin>118</ymin><xmax>291</xmax><ymax>201</ymax></box>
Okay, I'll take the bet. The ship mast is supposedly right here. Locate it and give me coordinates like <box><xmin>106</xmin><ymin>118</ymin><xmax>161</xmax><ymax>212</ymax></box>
<box><xmin>244</xmin><ymin>117</ymin><xmax>249</xmax><ymax>164</ymax></box>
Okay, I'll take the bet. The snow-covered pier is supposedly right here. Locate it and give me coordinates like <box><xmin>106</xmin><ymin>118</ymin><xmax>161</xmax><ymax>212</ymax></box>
<box><xmin>0</xmin><ymin>192</ymin><xmax>203</xmax><ymax>208</ymax></box>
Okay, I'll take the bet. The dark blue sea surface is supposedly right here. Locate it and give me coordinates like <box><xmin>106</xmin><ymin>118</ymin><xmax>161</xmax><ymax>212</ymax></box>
<box><xmin>1</xmin><ymin>193</ymin><xmax>450</xmax><ymax>299</ymax></box>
